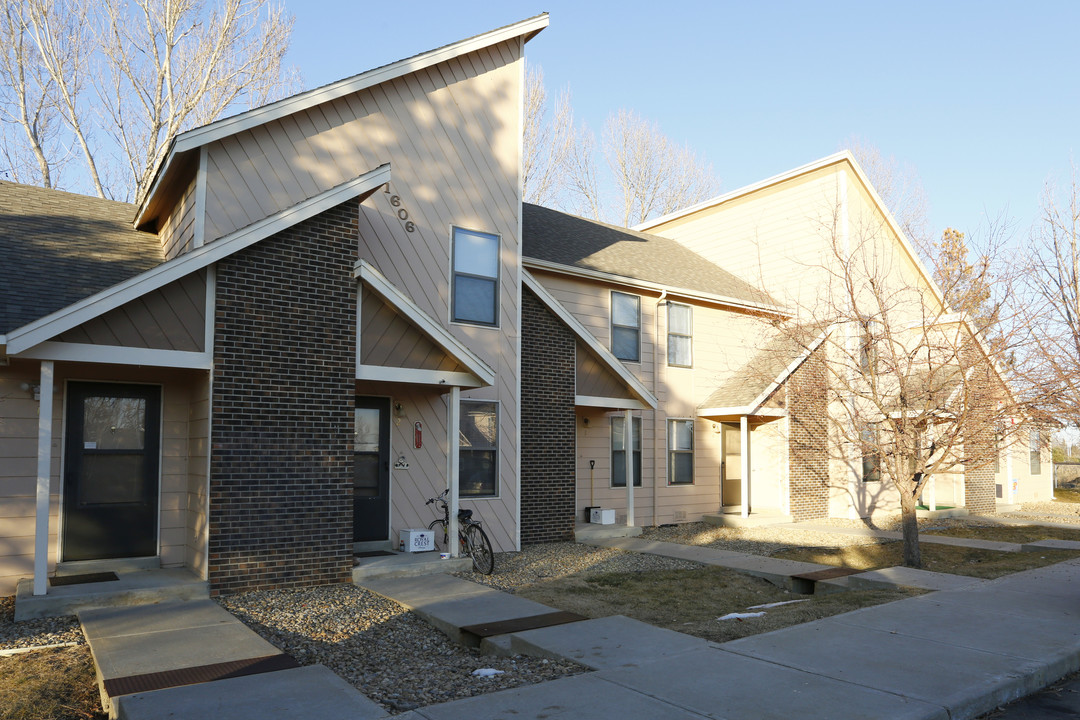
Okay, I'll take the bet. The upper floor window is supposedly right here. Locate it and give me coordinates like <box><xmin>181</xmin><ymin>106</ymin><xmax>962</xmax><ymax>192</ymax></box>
<box><xmin>452</xmin><ymin>227</ymin><xmax>499</xmax><ymax>326</ymax></box>
<box><xmin>667</xmin><ymin>302</ymin><xmax>693</xmax><ymax>367</ymax></box>
<box><xmin>611</xmin><ymin>291</ymin><xmax>640</xmax><ymax>362</ymax></box>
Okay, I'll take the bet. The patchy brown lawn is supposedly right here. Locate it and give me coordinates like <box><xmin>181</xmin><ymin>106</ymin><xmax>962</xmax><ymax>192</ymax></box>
<box><xmin>771</xmin><ymin>541</ymin><xmax>1080</xmax><ymax>579</ymax></box>
<box><xmin>515</xmin><ymin>565</ymin><xmax>922</xmax><ymax>644</ymax></box>
<box><xmin>0</xmin><ymin>646</ymin><xmax>106</xmax><ymax>720</ymax></box>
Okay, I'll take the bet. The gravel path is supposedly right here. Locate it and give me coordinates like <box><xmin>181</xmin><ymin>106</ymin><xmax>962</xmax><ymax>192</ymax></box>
<box><xmin>0</xmin><ymin>597</ymin><xmax>84</xmax><ymax>652</ymax></box>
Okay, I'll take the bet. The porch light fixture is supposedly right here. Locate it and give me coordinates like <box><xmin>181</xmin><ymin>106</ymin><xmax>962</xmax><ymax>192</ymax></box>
<box><xmin>20</xmin><ymin>382</ymin><xmax>40</xmax><ymax>401</ymax></box>
<box><xmin>582</xmin><ymin>417</ymin><xmax>589</xmax><ymax>427</ymax></box>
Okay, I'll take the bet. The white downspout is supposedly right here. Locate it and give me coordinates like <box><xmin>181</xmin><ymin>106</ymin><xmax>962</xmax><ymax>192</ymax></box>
<box><xmin>740</xmin><ymin>415</ymin><xmax>751</xmax><ymax>518</ymax></box>
<box><xmin>653</xmin><ymin>290</ymin><xmax>667</xmax><ymax>525</ymax></box>
<box><xmin>33</xmin><ymin>361</ymin><xmax>54</xmax><ymax>596</ymax></box>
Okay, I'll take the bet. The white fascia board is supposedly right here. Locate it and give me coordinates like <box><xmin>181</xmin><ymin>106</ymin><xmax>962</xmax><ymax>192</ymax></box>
<box><xmin>636</xmin><ymin>152</ymin><xmax>948</xmax><ymax>311</ymax></box>
<box><xmin>523</xmin><ymin>258</ymin><xmax>789</xmax><ymax>317</ymax></box>
<box><xmin>744</xmin><ymin>330</ymin><xmax>830</xmax><ymax>414</ymax></box>
<box><xmin>355</xmin><ymin>259</ymin><xmax>495</xmax><ymax>387</ymax></box>
<box><xmin>8</xmin><ymin>165</ymin><xmax>390</xmax><ymax>355</ymax></box>
<box><xmin>697</xmin><ymin>406</ymin><xmax>787</xmax><ymax>418</ymax></box>
<box><xmin>16</xmin><ymin>342</ymin><xmax>212</xmax><ymax>369</ymax></box>
<box><xmin>575</xmin><ymin>395</ymin><xmax>649</xmax><ymax>410</ymax></box>
<box><xmin>523</xmin><ymin>270</ymin><xmax>659</xmax><ymax>410</ymax></box>
<box><xmin>358</xmin><ymin>365</ymin><xmax>486</xmax><ymax>388</ymax></box>
<box><xmin>136</xmin><ymin>14</ymin><xmax>548</xmax><ymax>222</ymax></box>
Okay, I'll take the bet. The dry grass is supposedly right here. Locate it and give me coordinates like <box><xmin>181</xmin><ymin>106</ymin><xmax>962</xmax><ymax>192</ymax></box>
<box><xmin>926</xmin><ymin>523</ymin><xmax>1080</xmax><ymax>544</ymax></box>
<box><xmin>771</xmin><ymin>541</ymin><xmax>1080</xmax><ymax>578</ymax></box>
<box><xmin>515</xmin><ymin>565</ymin><xmax>922</xmax><ymax>644</ymax></box>
<box><xmin>0</xmin><ymin>646</ymin><xmax>106</xmax><ymax>720</ymax></box>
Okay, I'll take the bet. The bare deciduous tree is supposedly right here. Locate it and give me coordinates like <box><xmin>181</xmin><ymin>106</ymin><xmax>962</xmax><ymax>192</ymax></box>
<box><xmin>522</xmin><ymin>64</ymin><xmax>572</xmax><ymax>207</ymax></box>
<box><xmin>1023</xmin><ymin>174</ymin><xmax>1080</xmax><ymax>426</ymax></box>
<box><xmin>768</xmin><ymin>203</ymin><xmax>1024</xmax><ymax>567</ymax></box>
<box><xmin>846</xmin><ymin>138</ymin><xmax>931</xmax><ymax>252</ymax></box>
<box><xmin>0</xmin><ymin>0</ymin><xmax>296</xmax><ymax>201</ymax></box>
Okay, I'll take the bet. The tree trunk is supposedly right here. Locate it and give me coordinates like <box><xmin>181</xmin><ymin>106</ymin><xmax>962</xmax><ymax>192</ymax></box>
<box><xmin>899</xmin><ymin>485</ymin><xmax>922</xmax><ymax>568</ymax></box>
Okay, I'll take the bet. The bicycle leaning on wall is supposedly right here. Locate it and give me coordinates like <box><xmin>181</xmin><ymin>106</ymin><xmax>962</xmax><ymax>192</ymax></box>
<box><xmin>425</xmin><ymin>489</ymin><xmax>495</xmax><ymax>575</ymax></box>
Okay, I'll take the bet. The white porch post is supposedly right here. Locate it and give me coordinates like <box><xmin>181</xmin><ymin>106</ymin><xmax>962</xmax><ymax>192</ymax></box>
<box><xmin>624</xmin><ymin>409</ymin><xmax>634</xmax><ymax>527</ymax></box>
<box><xmin>33</xmin><ymin>361</ymin><xmax>54</xmax><ymax>597</ymax></box>
<box><xmin>927</xmin><ymin>476</ymin><xmax>937</xmax><ymax>511</ymax></box>
<box><xmin>740</xmin><ymin>416</ymin><xmax>750</xmax><ymax>518</ymax></box>
<box><xmin>447</xmin><ymin>386</ymin><xmax>461</xmax><ymax>557</ymax></box>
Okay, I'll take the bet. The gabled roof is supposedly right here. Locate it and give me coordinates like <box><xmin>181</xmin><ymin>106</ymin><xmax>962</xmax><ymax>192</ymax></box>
<box><xmin>355</xmin><ymin>259</ymin><xmax>495</xmax><ymax>387</ymax></box>
<box><xmin>698</xmin><ymin>330</ymin><xmax>828</xmax><ymax>416</ymax></box>
<box><xmin>0</xmin><ymin>181</ymin><xmax>162</xmax><ymax>335</ymax></box>
<box><xmin>522</xmin><ymin>270</ymin><xmax>658</xmax><ymax>409</ymax></box>
<box><xmin>522</xmin><ymin>203</ymin><xmax>780</xmax><ymax>312</ymax></box>
<box><xmin>635</xmin><ymin>151</ymin><xmax>948</xmax><ymax>310</ymax></box>
<box><xmin>136</xmin><ymin>13</ymin><xmax>549</xmax><ymax>228</ymax></box>
<box><xmin>5</xmin><ymin>166</ymin><xmax>389</xmax><ymax>354</ymax></box>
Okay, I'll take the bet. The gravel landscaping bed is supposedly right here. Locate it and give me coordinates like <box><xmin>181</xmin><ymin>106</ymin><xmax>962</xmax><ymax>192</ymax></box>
<box><xmin>217</xmin><ymin>583</ymin><xmax>586</xmax><ymax>714</ymax></box>
<box><xmin>0</xmin><ymin>597</ymin><xmax>84</xmax><ymax>652</ymax></box>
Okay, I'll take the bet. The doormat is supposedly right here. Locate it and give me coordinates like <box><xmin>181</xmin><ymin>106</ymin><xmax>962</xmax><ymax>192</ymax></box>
<box><xmin>354</xmin><ymin>551</ymin><xmax>396</xmax><ymax>558</ymax></box>
<box><xmin>50</xmin><ymin>572</ymin><xmax>119</xmax><ymax>587</ymax></box>
<box><xmin>104</xmin><ymin>654</ymin><xmax>299</xmax><ymax>698</ymax></box>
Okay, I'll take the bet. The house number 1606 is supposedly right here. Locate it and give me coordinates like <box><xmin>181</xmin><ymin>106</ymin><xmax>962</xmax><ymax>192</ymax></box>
<box><xmin>383</xmin><ymin>184</ymin><xmax>416</xmax><ymax>233</ymax></box>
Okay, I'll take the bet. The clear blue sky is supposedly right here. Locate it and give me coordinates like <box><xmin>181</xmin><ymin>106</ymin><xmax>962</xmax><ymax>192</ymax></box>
<box><xmin>287</xmin><ymin>0</ymin><xmax>1080</xmax><ymax>244</ymax></box>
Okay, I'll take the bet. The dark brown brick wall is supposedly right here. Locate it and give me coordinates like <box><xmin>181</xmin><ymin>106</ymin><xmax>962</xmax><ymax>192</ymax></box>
<box><xmin>787</xmin><ymin>346</ymin><xmax>829</xmax><ymax>521</ymax></box>
<box><xmin>208</xmin><ymin>201</ymin><xmax>357</xmax><ymax>595</ymax></box>
<box><xmin>520</xmin><ymin>286</ymin><xmax>576</xmax><ymax>544</ymax></box>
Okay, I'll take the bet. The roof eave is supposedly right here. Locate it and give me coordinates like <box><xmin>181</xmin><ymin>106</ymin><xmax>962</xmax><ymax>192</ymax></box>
<box><xmin>136</xmin><ymin>13</ymin><xmax>549</xmax><ymax>226</ymax></box>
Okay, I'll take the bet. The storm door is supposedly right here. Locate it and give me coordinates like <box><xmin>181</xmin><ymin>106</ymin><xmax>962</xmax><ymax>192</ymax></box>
<box><xmin>62</xmin><ymin>382</ymin><xmax>161</xmax><ymax>561</ymax></box>
<box><xmin>354</xmin><ymin>396</ymin><xmax>391</xmax><ymax>542</ymax></box>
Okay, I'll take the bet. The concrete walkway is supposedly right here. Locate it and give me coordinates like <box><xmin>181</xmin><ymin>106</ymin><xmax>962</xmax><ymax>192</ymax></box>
<box><xmin>377</xmin><ymin>557</ymin><xmax>1080</xmax><ymax>720</ymax></box>
<box><xmin>75</xmin><ymin>531</ymin><xmax>1080</xmax><ymax>719</ymax></box>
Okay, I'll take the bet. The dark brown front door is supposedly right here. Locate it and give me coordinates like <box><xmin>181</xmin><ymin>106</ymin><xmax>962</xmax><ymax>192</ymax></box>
<box><xmin>62</xmin><ymin>382</ymin><xmax>161</xmax><ymax>561</ymax></box>
<box><xmin>354</xmin><ymin>396</ymin><xmax>391</xmax><ymax>542</ymax></box>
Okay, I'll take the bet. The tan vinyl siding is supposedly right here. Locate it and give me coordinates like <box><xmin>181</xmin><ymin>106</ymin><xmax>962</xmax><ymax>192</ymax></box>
<box><xmin>160</xmin><ymin>175</ymin><xmax>198</xmax><ymax>260</ymax></box>
<box><xmin>57</xmin><ymin>271</ymin><xmax>207</xmax><ymax>352</ymax></box>
<box><xmin>185</xmin><ymin>373</ymin><xmax>210</xmax><ymax>579</ymax></box>
<box><xmin>577</xmin><ymin>347</ymin><xmax>633</xmax><ymax>400</ymax></box>
<box><xmin>359</xmin><ymin>288</ymin><xmax>465</xmax><ymax>372</ymax></box>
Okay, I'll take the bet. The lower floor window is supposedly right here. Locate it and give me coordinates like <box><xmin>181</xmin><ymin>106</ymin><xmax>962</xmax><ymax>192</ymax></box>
<box><xmin>668</xmin><ymin>419</ymin><xmax>694</xmax><ymax>484</ymax></box>
<box><xmin>861</xmin><ymin>427</ymin><xmax>882</xmax><ymax>483</ymax></box>
<box><xmin>611</xmin><ymin>415</ymin><xmax>642</xmax><ymax>487</ymax></box>
<box><xmin>460</xmin><ymin>400</ymin><xmax>498</xmax><ymax>497</ymax></box>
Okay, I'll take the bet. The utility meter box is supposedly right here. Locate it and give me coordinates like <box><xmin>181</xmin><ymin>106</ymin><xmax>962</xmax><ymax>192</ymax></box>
<box><xmin>590</xmin><ymin>508</ymin><xmax>615</xmax><ymax>525</ymax></box>
<box><xmin>400</xmin><ymin>528</ymin><xmax>434</xmax><ymax>553</ymax></box>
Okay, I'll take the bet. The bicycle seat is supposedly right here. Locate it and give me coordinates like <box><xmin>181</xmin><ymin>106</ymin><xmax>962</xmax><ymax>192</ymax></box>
<box><xmin>457</xmin><ymin>508</ymin><xmax>473</xmax><ymax>521</ymax></box>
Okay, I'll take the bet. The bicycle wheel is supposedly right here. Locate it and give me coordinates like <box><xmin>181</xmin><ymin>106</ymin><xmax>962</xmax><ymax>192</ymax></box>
<box><xmin>465</xmin><ymin>524</ymin><xmax>494</xmax><ymax>575</ymax></box>
<box><xmin>426</xmin><ymin>518</ymin><xmax>447</xmax><ymax>551</ymax></box>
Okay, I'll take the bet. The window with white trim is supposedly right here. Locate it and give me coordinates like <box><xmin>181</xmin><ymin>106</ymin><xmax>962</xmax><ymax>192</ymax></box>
<box><xmin>452</xmin><ymin>227</ymin><xmax>499</xmax><ymax>326</ymax></box>
<box><xmin>667</xmin><ymin>302</ymin><xmax>692</xmax><ymax>367</ymax></box>
<box><xmin>861</xmin><ymin>426</ymin><xmax>882</xmax><ymax>483</ymax></box>
<box><xmin>668</xmin><ymin>419</ymin><xmax>694</xmax><ymax>484</ymax></box>
<box><xmin>611</xmin><ymin>291</ymin><xmax>640</xmax><ymax>362</ymax></box>
<box><xmin>611</xmin><ymin>416</ymin><xmax>642</xmax><ymax>487</ymax></box>
<box><xmin>460</xmin><ymin>400</ymin><xmax>498</xmax><ymax>497</ymax></box>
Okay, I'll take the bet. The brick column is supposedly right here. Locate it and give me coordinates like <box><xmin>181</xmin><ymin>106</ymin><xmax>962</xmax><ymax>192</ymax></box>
<box><xmin>787</xmin><ymin>346</ymin><xmax>829</xmax><ymax>521</ymax></box>
<box><xmin>520</xmin><ymin>286</ymin><xmax>576</xmax><ymax>544</ymax></box>
<box><xmin>208</xmin><ymin>201</ymin><xmax>358</xmax><ymax>595</ymax></box>
<box><xmin>963</xmin><ymin>348</ymin><xmax>997</xmax><ymax>514</ymax></box>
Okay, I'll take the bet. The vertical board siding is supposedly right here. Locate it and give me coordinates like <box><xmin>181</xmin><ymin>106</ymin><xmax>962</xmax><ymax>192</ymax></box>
<box><xmin>57</xmin><ymin>271</ymin><xmax>207</xmax><ymax>352</ymax></box>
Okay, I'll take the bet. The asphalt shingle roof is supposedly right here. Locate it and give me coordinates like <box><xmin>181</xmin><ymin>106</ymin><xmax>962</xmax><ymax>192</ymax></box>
<box><xmin>0</xmin><ymin>182</ymin><xmax>162</xmax><ymax>334</ymax></box>
<box><xmin>522</xmin><ymin>203</ymin><xmax>777</xmax><ymax>309</ymax></box>
<box><xmin>699</xmin><ymin>333</ymin><xmax>807</xmax><ymax>410</ymax></box>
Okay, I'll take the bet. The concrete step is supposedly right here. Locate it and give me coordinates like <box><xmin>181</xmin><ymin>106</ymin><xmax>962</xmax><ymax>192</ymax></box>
<box><xmin>15</xmin><ymin>569</ymin><xmax>208</xmax><ymax>621</ymax></box>
<box><xmin>703</xmin><ymin>512</ymin><xmax>794</xmax><ymax>528</ymax></box>
<box><xmin>574</xmin><ymin>522</ymin><xmax>643</xmax><ymax>542</ymax></box>
<box><xmin>352</xmin><ymin>551</ymin><xmax>472</xmax><ymax>583</ymax></box>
